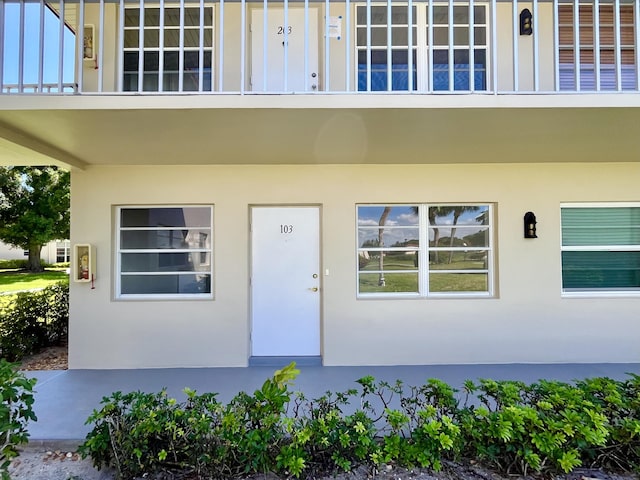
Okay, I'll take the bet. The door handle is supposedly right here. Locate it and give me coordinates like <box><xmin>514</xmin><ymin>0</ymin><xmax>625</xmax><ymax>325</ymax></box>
<box><xmin>308</xmin><ymin>287</ymin><xmax>319</xmax><ymax>292</ymax></box>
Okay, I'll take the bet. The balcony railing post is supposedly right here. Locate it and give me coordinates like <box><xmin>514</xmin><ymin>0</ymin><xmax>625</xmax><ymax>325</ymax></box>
<box><xmin>636</xmin><ymin>0</ymin><xmax>640</xmax><ymax>90</ymax></box>
<box><xmin>19</xmin><ymin>0</ymin><xmax>25</xmax><ymax>92</ymax></box>
<box><xmin>77</xmin><ymin>0</ymin><xmax>84</xmax><ymax>93</ymax></box>
<box><xmin>38</xmin><ymin>0</ymin><xmax>45</xmax><ymax>91</ymax></box>
<box><xmin>469</xmin><ymin>0</ymin><xmax>475</xmax><ymax>92</ymax></box>
<box><xmin>0</xmin><ymin>0</ymin><xmax>4</xmax><ymax>93</ymax></box>
<box><xmin>427</xmin><ymin>0</ymin><xmax>433</xmax><ymax>92</ymax></box>
<box><xmin>178</xmin><ymin>0</ymin><xmax>185</xmax><ymax>92</ymax></box>
<box><xmin>218</xmin><ymin>0</ymin><xmax>224</xmax><ymax>91</ymax></box>
<box><xmin>345</xmin><ymin>0</ymin><xmax>350</xmax><ymax>91</ymax></box>
<box><xmin>199</xmin><ymin>0</ymin><xmax>205</xmax><ymax>92</ymax></box>
<box><xmin>241</xmin><ymin>0</ymin><xmax>246</xmax><ymax>93</ymax></box>
<box><xmin>448</xmin><ymin>0</ymin><xmax>454</xmax><ymax>91</ymax></box>
<box><xmin>325</xmin><ymin>0</ymin><xmax>330</xmax><ymax>91</ymax></box>
<box><xmin>261</xmin><ymin>0</ymin><xmax>267</xmax><ymax>91</ymax></box>
<box><xmin>158</xmin><ymin>0</ymin><xmax>165</xmax><ymax>91</ymax></box>
<box><xmin>305</xmin><ymin>0</ymin><xmax>309</xmax><ymax>91</ymax></box>
<box><xmin>614</xmin><ymin>0</ymin><xmax>622</xmax><ymax>90</ymax></box>
<box><xmin>533</xmin><ymin>0</ymin><xmax>539</xmax><ymax>91</ymax></box>
<box><xmin>284</xmin><ymin>0</ymin><xmax>289</xmax><ymax>91</ymax></box>
<box><xmin>366</xmin><ymin>0</ymin><xmax>371</xmax><ymax>91</ymax></box>
<box><xmin>491</xmin><ymin>0</ymin><xmax>497</xmax><ymax>93</ymax></box>
<box><xmin>573</xmin><ymin>0</ymin><xmax>580</xmax><ymax>91</ymax></box>
<box><xmin>512</xmin><ymin>0</ymin><xmax>518</xmax><ymax>91</ymax></box>
<box><xmin>137</xmin><ymin>0</ymin><xmax>144</xmax><ymax>92</ymax></box>
<box><xmin>408</xmin><ymin>0</ymin><xmax>413</xmax><ymax>91</ymax></box>
<box><xmin>98</xmin><ymin>0</ymin><xmax>104</xmax><ymax>92</ymax></box>
<box><xmin>594</xmin><ymin>0</ymin><xmax>601</xmax><ymax>90</ymax></box>
<box><xmin>386</xmin><ymin>0</ymin><xmax>391</xmax><ymax>91</ymax></box>
<box><xmin>553</xmin><ymin>0</ymin><xmax>559</xmax><ymax>91</ymax></box>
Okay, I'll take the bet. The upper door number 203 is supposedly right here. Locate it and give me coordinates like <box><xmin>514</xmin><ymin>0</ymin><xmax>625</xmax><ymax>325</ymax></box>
<box><xmin>277</xmin><ymin>26</ymin><xmax>293</xmax><ymax>34</ymax></box>
<box><xmin>280</xmin><ymin>225</ymin><xmax>294</xmax><ymax>234</ymax></box>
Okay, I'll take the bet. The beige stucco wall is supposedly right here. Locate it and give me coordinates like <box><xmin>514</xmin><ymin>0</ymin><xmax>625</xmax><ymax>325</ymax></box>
<box><xmin>69</xmin><ymin>162</ymin><xmax>640</xmax><ymax>369</ymax></box>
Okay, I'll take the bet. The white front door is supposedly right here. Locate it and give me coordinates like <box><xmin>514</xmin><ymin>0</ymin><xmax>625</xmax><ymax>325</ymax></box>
<box><xmin>251</xmin><ymin>8</ymin><xmax>319</xmax><ymax>92</ymax></box>
<box><xmin>251</xmin><ymin>206</ymin><xmax>320</xmax><ymax>357</ymax></box>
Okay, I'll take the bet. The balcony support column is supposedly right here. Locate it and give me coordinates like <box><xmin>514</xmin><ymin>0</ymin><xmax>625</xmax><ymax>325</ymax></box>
<box><xmin>38</xmin><ymin>0</ymin><xmax>45</xmax><ymax>91</ymax></box>
<box><xmin>77</xmin><ymin>0</ymin><xmax>84</xmax><ymax>94</ymax></box>
<box><xmin>595</xmin><ymin>0</ymin><xmax>601</xmax><ymax>91</ymax></box>
<box><xmin>512</xmin><ymin>0</ymin><xmax>518</xmax><ymax>91</ymax></box>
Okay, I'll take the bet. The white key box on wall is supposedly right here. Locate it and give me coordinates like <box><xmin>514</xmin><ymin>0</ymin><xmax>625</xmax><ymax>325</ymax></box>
<box><xmin>73</xmin><ymin>244</ymin><xmax>96</xmax><ymax>283</ymax></box>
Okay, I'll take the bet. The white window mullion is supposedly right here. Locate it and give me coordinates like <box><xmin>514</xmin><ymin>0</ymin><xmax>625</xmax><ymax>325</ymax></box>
<box><xmin>419</xmin><ymin>205</ymin><xmax>429</xmax><ymax>296</ymax></box>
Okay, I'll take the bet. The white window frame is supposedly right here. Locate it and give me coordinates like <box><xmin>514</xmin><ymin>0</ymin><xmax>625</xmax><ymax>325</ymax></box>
<box><xmin>561</xmin><ymin>202</ymin><xmax>640</xmax><ymax>298</ymax></box>
<box><xmin>356</xmin><ymin>203</ymin><xmax>495</xmax><ymax>298</ymax></box>
<box><xmin>354</xmin><ymin>2</ymin><xmax>490</xmax><ymax>92</ymax></box>
<box><xmin>115</xmin><ymin>205</ymin><xmax>214</xmax><ymax>300</ymax></box>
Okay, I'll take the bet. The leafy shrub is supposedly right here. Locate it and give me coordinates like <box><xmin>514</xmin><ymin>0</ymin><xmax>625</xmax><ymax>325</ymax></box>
<box><xmin>0</xmin><ymin>360</ymin><xmax>37</xmax><ymax>480</ymax></box>
<box><xmin>458</xmin><ymin>379</ymin><xmax>609</xmax><ymax>474</ymax></box>
<box><xmin>80</xmin><ymin>366</ymin><xmax>640</xmax><ymax>480</ymax></box>
<box><xmin>0</xmin><ymin>282</ymin><xmax>68</xmax><ymax>361</ymax></box>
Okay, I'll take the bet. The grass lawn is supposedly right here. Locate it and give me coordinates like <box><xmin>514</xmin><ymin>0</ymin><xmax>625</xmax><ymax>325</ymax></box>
<box><xmin>0</xmin><ymin>269</ymin><xmax>69</xmax><ymax>293</ymax></box>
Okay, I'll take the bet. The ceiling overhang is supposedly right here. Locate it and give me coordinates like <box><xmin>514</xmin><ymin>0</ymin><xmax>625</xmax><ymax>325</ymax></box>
<box><xmin>1</xmin><ymin>94</ymin><xmax>639</xmax><ymax>168</ymax></box>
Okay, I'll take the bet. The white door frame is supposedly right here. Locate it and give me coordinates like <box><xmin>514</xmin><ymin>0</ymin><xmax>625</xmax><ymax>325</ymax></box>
<box><xmin>249</xmin><ymin>204</ymin><xmax>322</xmax><ymax>360</ymax></box>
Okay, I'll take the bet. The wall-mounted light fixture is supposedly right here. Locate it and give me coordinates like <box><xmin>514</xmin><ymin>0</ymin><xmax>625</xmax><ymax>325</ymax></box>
<box><xmin>520</xmin><ymin>8</ymin><xmax>533</xmax><ymax>35</ymax></box>
<box><xmin>524</xmin><ymin>212</ymin><xmax>538</xmax><ymax>238</ymax></box>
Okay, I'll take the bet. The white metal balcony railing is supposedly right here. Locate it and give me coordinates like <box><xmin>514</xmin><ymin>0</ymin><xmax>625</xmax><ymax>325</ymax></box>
<box><xmin>1</xmin><ymin>0</ymin><xmax>639</xmax><ymax>95</ymax></box>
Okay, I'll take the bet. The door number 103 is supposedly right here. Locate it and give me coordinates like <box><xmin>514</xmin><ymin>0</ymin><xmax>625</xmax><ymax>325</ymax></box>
<box><xmin>280</xmin><ymin>224</ymin><xmax>294</xmax><ymax>234</ymax></box>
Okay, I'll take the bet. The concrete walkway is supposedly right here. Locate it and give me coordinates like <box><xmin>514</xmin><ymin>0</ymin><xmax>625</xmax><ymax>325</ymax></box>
<box><xmin>25</xmin><ymin>363</ymin><xmax>640</xmax><ymax>447</ymax></box>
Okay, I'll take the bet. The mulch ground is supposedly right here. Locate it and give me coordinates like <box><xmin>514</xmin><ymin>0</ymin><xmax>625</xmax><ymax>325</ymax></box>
<box><xmin>18</xmin><ymin>344</ymin><xmax>68</xmax><ymax>370</ymax></box>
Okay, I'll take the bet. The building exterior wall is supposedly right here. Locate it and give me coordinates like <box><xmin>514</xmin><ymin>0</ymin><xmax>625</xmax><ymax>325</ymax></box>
<box><xmin>0</xmin><ymin>240</ymin><xmax>70</xmax><ymax>264</ymax></box>
<box><xmin>69</xmin><ymin>162</ymin><xmax>640</xmax><ymax>369</ymax></box>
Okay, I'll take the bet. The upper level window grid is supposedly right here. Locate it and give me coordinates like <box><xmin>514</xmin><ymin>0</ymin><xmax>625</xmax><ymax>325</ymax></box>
<box><xmin>355</xmin><ymin>2</ymin><xmax>488</xmax><ymax>92</ymax></box>
<box><xmin>123</xmin><ymin>5</ymin><xmax>214</xmax><ymax>92</ymax></box>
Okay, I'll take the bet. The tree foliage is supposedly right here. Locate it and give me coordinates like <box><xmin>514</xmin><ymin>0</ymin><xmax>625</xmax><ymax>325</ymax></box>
<box><xmin>0</xmin><ymin>166</ymin><xmax>70</xmax><ymax>272</ymax></box>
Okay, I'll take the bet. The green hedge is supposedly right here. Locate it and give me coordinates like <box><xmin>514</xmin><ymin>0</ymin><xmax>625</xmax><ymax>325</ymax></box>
<box><xmin>0</xmin><ymin>283</ymin><xmax>69</xmax><ymax>361</ymax></box>
<box><xmin>79</xmin><ymin>363</ymin><xmax>640</xmax><ymax>480</ymax></box>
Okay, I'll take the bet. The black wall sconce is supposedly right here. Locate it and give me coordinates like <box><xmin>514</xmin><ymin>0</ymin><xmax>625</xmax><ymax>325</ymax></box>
<box><xmin>524</xmin><ymin>212</ymin><xmax>538</xmax><ymax>238</ymax></box>
<box><xmin>520</xmin><ymin>8</ymin><xmax>533</xmax><ymax>35</ymax></box>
